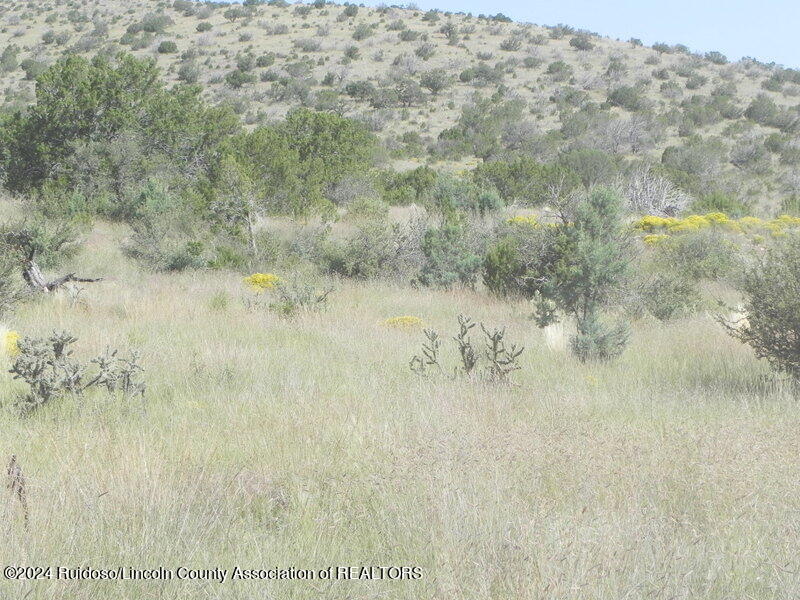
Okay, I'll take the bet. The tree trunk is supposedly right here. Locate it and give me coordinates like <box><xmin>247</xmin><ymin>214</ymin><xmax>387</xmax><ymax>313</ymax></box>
<box><xmin>22</xmin><ymin>250</ymin><xmax>102</xmax><ymax>293</ymax></box>
<box><xmin>246</xmin><ymin>210</ymin><xmax>258</xmax><ymax>259</ymax></box>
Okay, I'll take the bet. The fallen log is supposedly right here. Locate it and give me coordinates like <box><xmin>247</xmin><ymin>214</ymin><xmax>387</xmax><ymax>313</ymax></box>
<box><xmin>22</xmin><ymin>249</ymin><xmax>102</xmax><ymax>292</ymax></box>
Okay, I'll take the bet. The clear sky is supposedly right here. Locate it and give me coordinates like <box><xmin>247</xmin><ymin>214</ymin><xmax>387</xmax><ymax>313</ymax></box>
<box><xmin>394</xmin><ymin>0</ymin><xmax>800</xmax><ymax>68</ymax></box>
<box><xmin>242</xmin><ymin>0</ymin><xmax>800</xmax><ymax>68</ymax></box>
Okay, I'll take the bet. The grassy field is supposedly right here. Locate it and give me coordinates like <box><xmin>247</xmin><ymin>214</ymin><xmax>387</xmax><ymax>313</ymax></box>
<box><xmin>2</xmin><ymin>215</ymin><xmax>800</xmax><ymax>599</ymax></box>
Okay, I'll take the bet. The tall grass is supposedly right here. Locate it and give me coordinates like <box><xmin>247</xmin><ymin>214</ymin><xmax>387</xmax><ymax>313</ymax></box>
<box><xmin>1</xmin><ymin>222</ymin><xmax>799</xmax><ymax>599</ymax></box>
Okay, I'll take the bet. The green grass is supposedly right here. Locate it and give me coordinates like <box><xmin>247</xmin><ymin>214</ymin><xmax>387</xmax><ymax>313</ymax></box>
<box><xmin>1</xmin><ymin>221</ymin><xmax>799</xmax><ymax>599</ymax></box>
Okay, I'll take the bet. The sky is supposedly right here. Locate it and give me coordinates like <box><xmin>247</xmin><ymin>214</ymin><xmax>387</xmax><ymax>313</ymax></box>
<box><xmin>238</xmin><ymin>0</ymin><xmax>800</xmax><ymax>68</ymax></box>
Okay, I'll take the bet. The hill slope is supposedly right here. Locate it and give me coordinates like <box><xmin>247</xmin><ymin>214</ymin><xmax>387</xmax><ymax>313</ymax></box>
<box><xmin>1</xmin><ymin>0</ymin><xmax>799</xmax><ymax>212</ymax></box>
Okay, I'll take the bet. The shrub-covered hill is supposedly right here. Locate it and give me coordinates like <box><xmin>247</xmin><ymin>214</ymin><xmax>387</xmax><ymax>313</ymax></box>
<box><xmin>1</xmin><ymin>0</ymin><xmax>799</xmax><ymax>213</ymax></box>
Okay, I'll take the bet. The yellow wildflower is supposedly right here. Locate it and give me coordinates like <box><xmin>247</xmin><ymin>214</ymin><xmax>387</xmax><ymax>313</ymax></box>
<box><xmin>704</xmin><ymin>212</ymin><xmax>730</xmax><ymax>225</ymax></box>
<box><xmin>506</xmin><ymin>215</ymin><xmax>539</xmax><ymax>228</ymax></box>
<box><xmin>244</xmin><ymin>273</ymin><xmax>281</xmax><ymax>293</ymax></box>
<box><xmin>642</xmin><ymin>234</ymin><xmax>671</xmax><ymax>247</ymax></box>
<box><xmin>384</xmin><ymin>316</ymin><xmax>424</xmax><ymax>329</ymax></box>
<box><xmin>669</xmin><ymin>214</ymin><xmax>711</xmax><ymax>232</ymax></box>
<box><xmin>2</xmin><ymin>330</ymin><xmax>20</xmax><ymax>357</ymax></box>
<box><xmin>633</xmin><ymin>215</ymin><xmax>669</xmax><ymax>232</ymax></box>
<box><xmin>738</xmin><ymin>216</ymin><xmax>765</xmax><ymax>231</ymax></box>
<box><xmin>771</xmin><ymin>214</ymin><xmax>800</xmax><ymax>229</ymax></box>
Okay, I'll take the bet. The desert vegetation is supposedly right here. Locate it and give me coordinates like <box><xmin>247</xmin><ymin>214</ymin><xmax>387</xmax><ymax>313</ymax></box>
<box><xmin>1</xmin><ymin>1</ymin><xmax>800</xmax><ymax>599</ymax></box>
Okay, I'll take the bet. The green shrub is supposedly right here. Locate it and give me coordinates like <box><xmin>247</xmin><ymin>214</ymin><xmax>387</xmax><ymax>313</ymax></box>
<box><xmin>224</xmin><ymin>7</ymin><xmax>247</xmax><ymax>21</ymax></box>
<box><xmin>146</xmin><ymin>13</ymin><xmax>174</xmax><ymax>32</ymax></box>
<box><xmin>570</xmin><ymin>315</ymin><xmax>629</xmax><ymax>363</ymax></box>
<box><xmin>429</xmin><ymin>175</ymin><xmax>502</xmax><ymax>216</ymax></box>
<box><xmin>438</xmin><ymin>96</ymin><xmax>525</xmax><ymax>159</ymax></box>
<box><xmin>500</xmin><ymin>36</ymin><xmax>522</xmax><ymax>51</ymax></box>
<box><xmin>0</xmin><ymin>215</ymin><xmax>84</xmax><ymax>270</ymax></box>
<box><xmin>607</xmin><ymin>85</ymin><xmax>646</xmax><ymax>111</ymax></box>
<box><xmin>558</xmin><ymin>149</ymin><xmax>619</xmax><ymax>188</ymax></box>
<box><xmin>546</xmin><ymin>60</ymin><xmax>573</xmax><ymax>81</ymax></box>
<box><xmin>780</xmin><ymin>195</ymin><xmax>800</xmax><ymax>216</ymax></box>
<box><xmin>420</xmin><ymin>69</ymin><xmax>450</xmax><ymax>95</ymax></box>
<box><xmin>705</xmin><ymin>51</ymin><xmax>728</xmax><ymax>65</ymax></box>
<box><xmin>196</xmin><ymin>22</ymin><xmax>212</xmax><ymax>32</ymax></box>
<box><xmin>322</xmin><ymin>221</ymin><xmax>395</xmax><ymax>279</ymax></box>
<box><xmin>657</xmin><ymin>229</ymin><xmax>738</xmax><ymax>281</ymax></box>
<box><xmin>381</xmin><ymin>166</ymin><xmax>437</xmax><ymax>205</ymax></box>
<box><xmin>346</xmin><ymin>197</ymin><xmax>390</xmax><ymax>222</ymax></box>
<box><xmin>294</xmin><ymin>38</ymin><xmax>322</xmax><ymax>52</ymax></box>
<box><xmin>483</xmin><ymin>236</ymin><xmax>528</xmax><ymax>297</ymax></box>
<box><xmin>256</xmin><ymin>53</ymin><xmax>276</xmax><ymax>68</ymax></box>
<box><xmin>352</xmin><ymin>24</ymin><xmax>373</xmax><ymax>41</ymax></box>
<box><xmin>345</xmin><ymin>80</ymin><xmax>376</xmax><ymax>100</ymax></box>
<box><xmin>0</xmin><ymin>45</ymin><xmax>19</xmax><ymax>73</ymax></box>
<box><xmin>726</xmin><ymin>234</ymin><xmax>800</xmax><ymax>379</ymax></box>
<box><xmin>124</xmin><ymin>182</ymin><xmax>212</xmax><ymax>271</ymax></box>
<box><xmin>177</xmin><ymin>61</ymin><xmax>200</xmax><ymax>83</ymax></box>
<box><xmin>253</xmin><ymin>276</ymin><xmax>332</xmax><ymax>317</ymax></box>
<box><xmin>225</xmin><ymin>69</ymin><xmax>256</xmax><ymax>88</ymax></box>
<box><xmin>689</xmin><ymin>191</ymin><xmax>750</xmax><ymax>218</ymax></box>
<box><xmin>569</xmin><ymin>35</ymin><xmax>594</xmax><ymax>51</ymax></box>
<box><xmin>415</xmin><ymin>43</ymin><xmax>436</xmax><ymax>60</ymax></box>
<box><xmin>685</xmin><ymin>74</ymin><xmax>707</xmax><ymax>90</ymax></box>
<box><xmin>473</xmin><ymin>157</ymin><xmax>580</xmax><ymax>205</ymax></box>
<box><xmin>157</xmin><ymin>40</ymin><xmax>178</xmax><ymax>54</ymax></box>
<box><xmin>418</xmin><ymin>221</ymin><xmax>482</xmax><ymax>289</ymax></box>
<box><xmin>399</xmin><ymin>29</ymin><xmax>419</xmax><ymax>42</ymax></box>
<box><xmin>20</xmin><ymin>58</ymin><xmax>48</xmax><ymax>81</ymax></box>
<box><xmin>638</xmin><ymin>273</ymin><xmax>700</xmax><ymax>321</ymax></box>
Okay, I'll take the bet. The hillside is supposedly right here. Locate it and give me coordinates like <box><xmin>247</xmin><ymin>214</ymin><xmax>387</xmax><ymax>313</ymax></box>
<box><xmin>1</xmin><ymin>0</ymin><xmax>799</xmax><ymax>214</ymax></box>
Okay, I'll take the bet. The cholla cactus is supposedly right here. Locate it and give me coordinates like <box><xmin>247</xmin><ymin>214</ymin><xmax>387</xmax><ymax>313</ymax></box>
<box><xmin>481</xmin><ymin>324</ymin><xmax>524</xmax><ymax>381</ymax></box>
<box><xmin>410</xmin><ymin>315</ymin><xmax>525</xmax><ymax>382</ymax></box>
<box><xmin>410</xmin><ymin>329</ymin><xmax>441</xmax><ymax>375</ymax></box>
<box><xmin>9</xmin><ymin>331</ymin><xmax>145</xmax><ymax>413</ymax></box>
<box><xmin>453</xmin><ymin>314</ymin><xmax>478</xmax><ymax>375</ymax></box>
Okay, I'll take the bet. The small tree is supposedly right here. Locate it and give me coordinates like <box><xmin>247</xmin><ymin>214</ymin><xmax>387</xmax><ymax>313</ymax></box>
<box><xmin>725</xmin><ymin>235</ymin><xmax>800</xmax><ymax>379</ymax></box>
<box><xmin>157</xmin><ymin>40</ymin><xmax>178</xmax><ymax>54</ymax></box>
<box><xmin>418</xmin><ymin>221</ymin><xmax>482</xmax><ymax>289</ymax></box>
<box><xmin>569</xmin><ymin>35</ymin><xmax>594</xmax><ymax>51</ymax></box>
<box><xmin>393</xmin><ymin>77</ymin><xmax>426</xmax><ymax>107</ymax></box>
<box><xmin>420</xmin><ymin>69</ymin><xmax>450</xmax><ymax>95</ymax></box>
<box><xmin>211</xmin><ymin>156</ymin><xmax>260</xmax><ymax>259</ymax></box>
<box><xmin>505</xmin><ymin>188</ymin><xmax>632</xmax><ymax>361</ymax></box>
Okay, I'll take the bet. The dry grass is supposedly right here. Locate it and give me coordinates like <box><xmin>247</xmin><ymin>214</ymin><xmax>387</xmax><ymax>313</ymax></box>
<box><xmin>2</xmin><ymin>220</ymin><xmax>800</xmax><ymax>599</ymax></box>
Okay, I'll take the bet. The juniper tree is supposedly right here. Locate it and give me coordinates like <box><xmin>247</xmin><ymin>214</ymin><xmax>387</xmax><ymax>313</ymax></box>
<box><xmin>725</xmin><ymin>234</ymin><xmax>800</xmax><ymax>380</ymax></box>
<box><xmin>530</xmin><ymin>187</ymin><xmax>632</xmax><ymax>361</ymax></box>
